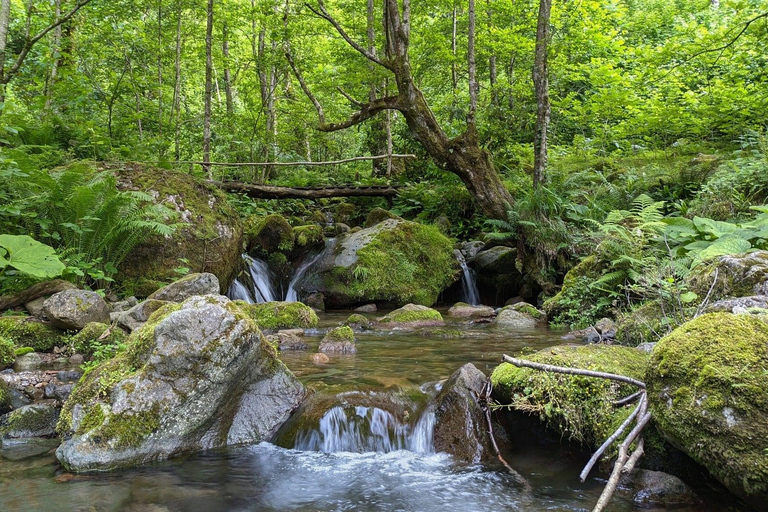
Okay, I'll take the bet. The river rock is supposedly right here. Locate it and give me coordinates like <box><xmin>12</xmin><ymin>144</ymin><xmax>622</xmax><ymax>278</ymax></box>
<box><xmin>460</xmin><ymin>240</ymin><xmax>485</xmax><ymax>260</ymax></box>
<box><xmin>494</xmin><ymin>307</ymin><xmax>537</xmax><ymax>329</ymax></box>
<box><xmin>344</xmin><ymin>314</ymin><xmax>370</xmax><ymax>331</ymax></box>
<box><xmin>42</xmin><ymin>290</ymin><xmax>111</xmax><ymax>331</ymax></box>
<box><xmin>687</xmin><ymin>251</ymin><xmax>768</xmax><ymax>300</ymax></box>
<box><xmin>377</xmin><ymin>304</ymin><xmax>444</xmax><ymax>328</ymax></box>
<box><xmin>117</xmin><ymin>299</ymin><xmax>170</xmax><ymax>332</ymax></box>
<box><xmin>646</xmin><ymin>313</ymin><xmax>768</xmax><ymax>509</ymax></box>
<box><xmin>1</xmin><ymin>403</ymin><xmax>60</xmax><ymax>439</ymax></box>
<box><xmin>147</xmin><ymin>273</ymin><xmax>220</xmax><ymax>303</ymax></box>
<box><xmin>304</xmin><ymin>292</ymin><xmax>325</xmax><ymax>311</ymax></box>
<box><xmin>295</xmin><ymin>219</ymin><xmax>458</xmax><ymax>308</ymax></box>
<box><xmin>56</xmin><ymin>295</ymin><xmax>305</xmax><ymax>472</ymax></box>
<box><xmin>355</xmin><ymin>304</ymin><xmax>377</xmax><ymax>313</ymax></box>
<box><xmin>620</xmin><ymin>469</ymin><xmax>701</xmax><ymax>508</ymax></box>
<box><xmin>267</xmin><ymin>331</ymin><xmax>308</xmax><ymax>351</ymax></box>
<box><xmin>446</xmin><ymin>302</ymin><xmax>495</xmax><ymax>319</ymax></box>
<box><xmin>0</xmin><ymin>316</ymin><xmax>65</xmax><ymax>353</ymax></box>
<box><xmin>594</xmin><ymin>317</ymin><xmax>617</xmax><ymax>339</ymax></box>
<box><xmin>24</xmin><ymin>296</ymin><xmax>47</xmax><ymax>318</ymax></box>
<box><xmin>318</xmin><ymin>326</ymin><xmax>356</xmax><ymax>354</ymax></box>
<box><xmin>14</xmin><ymin>353</ymin><xmax>42</xmax><ymax>371</ymax></box>
<box><xmin>237</xmin><ymin>301</ymin><xmax>319</xmax><ymax>331</ymax></box>
<box><xmin>310</xmin><ymin>353</ymin><xmax>329</xmax><ymax>364</ymax></box>
<box><xmin>433</xmin><ymin>363</ymin><xmax>492</xmax><ymax>464</ymax></box>
<box><xmin>706</xmin><ymin>295</ymin><xmax>768</xmax><ymax>314</ymax></box>
<box><xmin>245</xmin><ymin>214</ymin><xmax>294</xmax><ymax>257</ymax></box>
<box><xmin>470</xmin><ymin>245</ymin><xmax>527</xmax><ymax>305</ymax></box>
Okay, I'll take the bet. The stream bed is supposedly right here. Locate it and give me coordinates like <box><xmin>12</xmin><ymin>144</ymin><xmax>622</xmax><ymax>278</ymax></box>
<box><xmin>0</xmin><ymin>311</ymin><xmax>726</xmax><ymax>511</ymax></box>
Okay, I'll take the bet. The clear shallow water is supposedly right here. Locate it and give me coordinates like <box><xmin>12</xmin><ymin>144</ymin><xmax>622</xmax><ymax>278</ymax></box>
<box><xmin>0</xmin><ymin>311</ymin><xmax>723</xmax><ymax>511</ymax></box>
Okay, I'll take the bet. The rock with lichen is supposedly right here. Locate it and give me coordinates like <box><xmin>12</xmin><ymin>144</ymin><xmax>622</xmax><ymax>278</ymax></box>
<box><xmin>42</xmin><ymin>290</ymin><xmax>111</xmax><ymax>331</ymax></box>
<box><xmin>446</xmin><ymin>302</ymin><xmax>495</xmax><ymax>319</ymax></box>
<box><xmin>55</xmin><ymin>295</ymin><xmax>305</xmax><ymax>472</ymax></box>
<box><xmin>296</xmin><ymin>219</ymin><xmax>458</xmax><ymax>308</ymax></box>
<box><xmin>376</xmin><ymin>304</ymin><xmax>444</xmax><ymax>329</ymax></box>
<box><xmin>147</xmin><ymin>273</ymin><xmax>219</xmax><ymax>303</ymax></box>
<box><xmin>0</xmin><ymin>316</ymin><xmax>65</xmax><ymax>352</ymax></box>
<box><xmin>1</xmin><ymin>403</ymin><xmax>60</xmax><ymax>439</ymax></box>
<box><xmin>646</xmin><ymin>312</ymin><xmax>768</xmax><ymax>508</ymax></box>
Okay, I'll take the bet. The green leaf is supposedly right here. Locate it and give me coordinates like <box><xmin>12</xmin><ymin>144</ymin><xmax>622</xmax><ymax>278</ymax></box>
<box><xmin>680</xmin><ymin>291</ymin><xmax>698</xmax><ymax>304</ymax></box>
<box><xmin>0</xmin><ymin>235</ymin><xmax>66</xmax><ymax>279</ymax></box>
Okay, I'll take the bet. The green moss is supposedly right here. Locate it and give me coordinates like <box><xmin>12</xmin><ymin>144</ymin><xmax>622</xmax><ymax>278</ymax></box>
<box><xmin>13</xmin><ymin>346</ymin><xmax>34</xmax><ymax>356</ymax></box>
<box><xmin>0</xmin><ymin>316</ymin><xmax>65</xmax><ymax>352</ymax></box>
<box><xmin>646</xmin><ymin>313</ymin><xmax>768</xmax><ymax>501</ymax></box>
<box><xmin>236</xmin><ymin>301</ymin><xmax>318</xmax><ymax>331</ymax></box>
<box><xmin>491</xmin><ymin>344</ymin><xmax>649</xmax><ymax>447</ymax></box>
<box><xmin>0</xmin><ymin>335</ymin><xmax>14</xmax><ymax>368</ymax></box>
<box><xmin>324</xmin><ymin>326</ymin><xmax>355</xmax><ymax>343</ymax></box>
<box><xmin>78</xmin><ymin>404</ymin><xmax>106</xmax><ymax>434</ymax></box>
<box><xmin>70</xmin><ymin>322</ymin><xmax>127</xmax><ymax>357</ymax></box>
<box><xmin>378</xmin><ymin>304</ymin><xmax>443</xmax><ymax>325</ymax></box>
<box><xmin>334</xmin><ymin>202</ymin><xmax>358</xmax><ymax>225</ymax></box>
<box><xmin>364</xmin><ymin>207</ymin><xmax>400</xmax><ymax>228</ymax></box>
<box><xmin>293</xmin><ymin>224</ymin><xmax>324</xmax><ymax>250</ymax></box>
<box><xmin>509</xmin><ymin>302</ymin><xmax>544</xmax><ymax>319</ymax></box>
<box><xmin>246</xmin><ymin>214</ymin><xmax>294</xmax><ymax>257</ymax></box>
<box><xmin>345</xmin><ymin>314</ymin><xmax>369</xmax><ymax>326</ymax></box>
<box><xmin>98</xmin><ymin>407</ymin><xmax>161</xmax><ymax>448</ymax></box>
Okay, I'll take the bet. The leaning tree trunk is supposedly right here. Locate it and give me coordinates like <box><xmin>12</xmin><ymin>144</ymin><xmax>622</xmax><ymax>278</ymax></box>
<box><xmin>301</xmin><ymin>0</ymin><xmax>514</xmax><ymax>220</ymax></box>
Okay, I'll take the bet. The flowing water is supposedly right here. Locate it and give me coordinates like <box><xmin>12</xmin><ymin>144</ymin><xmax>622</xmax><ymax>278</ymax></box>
<box><xmin>228</xmin><ymin>255</ymin><xmax>278</xmax><ymax>304</ymax></box>
<box><xmin>285</xmin><ymin>249</ymin><xmax>326</xmax><ymax>302</ymax></box>
<box><xmin>455</xmin><ymin>249</ymin><xmax>481</xmax><ymax>306</ymax></box>
<box><xmin>0</xmin><ymin>311</ymin><xmax>728</xmax><ymax>511</ymax></box>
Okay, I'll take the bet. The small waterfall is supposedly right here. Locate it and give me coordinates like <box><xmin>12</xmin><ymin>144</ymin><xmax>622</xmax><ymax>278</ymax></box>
<box><xmin>228</xmin><ymin>254</ymin><xmax>277</xmax><ymax>303</ymax></box>
<box><xmin>455</xmin><ymin>250</ymin><xmax>481</xmax><ymax>306</ymax></box>
<box><xmin>294</xmin><ymin>405</ymin><xmax>436</xmax><ymax>455</ymax></box>
<box><xmin>285</xmin><ymin>250</ymin><xmax>324</xmax><ymax>302</ymax></box>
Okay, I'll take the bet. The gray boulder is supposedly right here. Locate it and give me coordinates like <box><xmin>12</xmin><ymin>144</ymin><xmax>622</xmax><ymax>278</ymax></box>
<box><xmin>1</xmin><ymin>403</ymin><xmax>60</xmax><ymax>438</ymax></box>
<box><xmin>446</xmin><ymin>302</ymin><xmax>496</xmax><ymax>319</ymax></box>
<box><xmin>266</xmin><ymin>331</ymin><xmax>308</xmax><ymax>351</ymax></box>
<box><xmin>433</xmin><ymin>363</ymin><xmax>493</xmax><ymax>464</ymax></box>
<box><xmin>117</xmin><ymin>299</ymin><xmax>170</xmax><ymax>332</ymax></box>
<box><xmin>494</xmin><ymin>307</ymin><xmax>538</xmax><ymax>329</ymax></box>
<box><xmin>147</xmin><ymin>273</ymin><xmax>220</xmax><ymax>302</ymax></box>
<box><xmin>56</xmin><ymin>295</ymin><xmax>305</xmax><ymax>472</ymax></box>
<box><xmin>460</xmin><ymin>240</ymin><xmax>485</xmax><ymax>260</ymax></box>
<box><xmin>318</xmin><ymin>326</ymin><xmax>356</xmax><ymax>354</ymax></box>
<box><xmin>42</xmin><ymin>290</ymin><xmax>111</xmax><ymax>330</ymax></box>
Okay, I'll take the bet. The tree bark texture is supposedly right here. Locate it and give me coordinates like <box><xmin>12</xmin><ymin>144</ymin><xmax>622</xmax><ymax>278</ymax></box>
<box><xmin>532</xmin><ymin>0</ymin><xmax>551</xmax><ymax>188</ymax></box>
<box><xmin>203</xmin><ymin>0</ymin><xmax>214</xmax><ymax>173</ymax></box>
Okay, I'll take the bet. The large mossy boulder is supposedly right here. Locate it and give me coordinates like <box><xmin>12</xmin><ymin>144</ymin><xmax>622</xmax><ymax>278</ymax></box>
<box><xmin>646</xmin><ymin>313</ymin><xmax>768</xmax><ymax>507</ymax></box>
<box><xmin>236</xmin><ymin>301</ymin><xmax>319</xmax><ymax>331</ymax></box>
<box><xmin>543</xmin><ymin>255</ymin><xmax>603</xmax><ymax>328</ymax></box>
<box><xmin>147</xmin><ymin>273</ymin><xmax>219</xmax><ymax>303</ymax></box>
<box><xmin>0</xmin><ymin>335</ymin><xmax>14</xmax><ymax>369</ymax></box>
<box><xmin>0</xmin><ymin>316</ymin><xmax>65</xmax><ymax>352</ymax></box>
<box><xmin>107</xmin><ymin>163</ymin><xmax>243</xmax><ymax>296</ymax></box>
<box><xmin>616</xmin><ymin>301</ymin><xmax>666</xmax><ymax>346</ymax></box>
<box><xmin>292</xmin><ymin>224</ymin><xmax>325</xmax><ymax>254</ymax></box>
<box><xmin>1</xmin><ymin>403</ymin><xmax>60</xmax><ymax>439</ymax></box>
<box><xmin>318</xmin><ymin>326</ymin><xmax>356</xmax><ymax>354</ymax></box>
<box><xmin>69</xmin><ymin>323</ymin><xmax>128</xmax><ymax>358</ymax></box>
<box><xmin>56</xmin><ymin>295</ymin><xmax>305</xmax><ymax>472</ymax></box>
<box><xmin>245</xmin><ymin>214</ymin><xmax>294</xmax><ymax>257</ymax></box>
<box><xmin>491</xmin><ymin>344</ymin><xmax>649</xmax><ymax>447</ymax></box>
<box><xmin>297</xmin><ymin>219</ymin><xmax>458</xmax><ymax>308</ymax></box>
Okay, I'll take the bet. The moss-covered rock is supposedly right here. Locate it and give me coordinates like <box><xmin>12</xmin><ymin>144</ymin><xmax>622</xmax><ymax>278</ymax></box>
<box><xmin>318</xmin><ymin>326</ymin><xmax>356</xmax><ymax>354</ymax></box>
<box><xmin>300</xmin><ymin>219</ymin><xmax>458</xmax><ymax>308</ymax></box>
<box><xmin>377</xmin><ymin>304</ymin><xmax>444</xmax><ymax>328</ymax></box>
<box><xmin>105</xmin><ymin>162</ymin><xmax>243</xmax><ymax>295</ymax></box>
<box><xmin>236</xmin><ymin>301</ymin><xmax>319</xmax><ymax>331</ymax></box>
<box><xmin>364</xmin><ymin>207</ymin><xmax>401</xmax><ymax>228</ymax></box>
<box><xmin>334</xmin><ymin>202</ymin><xmax>359</xmax><ymax>226</ymax></box>
<box><xmin>293</xmin><ymin>224</ymin><xmax>324</xmax><ymax>253</ymax></box>
<box><xmin>13</xmin><ymin>346</ymin><xmax>34</xmax><ymax>356</ymax></box>
<box><xmin>245</xmin><ymin>214</ymin><xmax>294</xmax><ymax>257</ymax></box>
<box><xmin>491</xmin><ymin>344</ymin><xmax>649</xmax><ymax>447</ymax></box>
<box><xmin>1</xmin><ymin>403</ymin><xmax>60</xmax><ymax>438</ymax></box>
<box><xmin>0</xmin><ymin>335</ymin><xmax>14</xmax><ymax>369</ymax></box>
<box><xmin>0</xmin><ymin>316</ymin><xmax>65</xmax><ymax>352</ymax></box>
<box><xmin>646</xmin><ymin>313</ymin><xmax>768</xmax><ymax>507</ymax></box>
<box><xmin>56</xmin><ymin>295</ymin><xmax>305</xmax><ymax>472</ymax></box>
<box><xmin>616</xmin><ymin>301</ymin><xmax>668</xmax><ymax>345</ymax></box>
<box><xmin>69</xmin><ymin>322</ymin><xmax>128</xmax><ymax>358</ymax></box>
<box><xmin>543</xmin><ymin>255</ymin><xmax>605</xmax><ymax>328</ymax></box>
<box><xmin>345</xmin><ymin>313</ymin><xmax>370</xmax><ymax>330</ymax></box>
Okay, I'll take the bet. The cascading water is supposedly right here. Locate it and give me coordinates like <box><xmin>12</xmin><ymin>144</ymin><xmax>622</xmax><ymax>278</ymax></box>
<box><xmin>285</xmin><ymin>248</ymin><xmax>326</xmax><ymax>302</ymax></box>
<box><xmin>455</xmin><ymin>250</ymin><xmax>481</xmax><ymax>306</ymax></box>
<box><xmin>292</xmin><ymin>400</ymin><xmax>435</xmax><ymax>455</ymax></box>
<box><xmin>228</xmin><ymin>254</ymin><xmax>278</xmax><ymax>303</ymax></box>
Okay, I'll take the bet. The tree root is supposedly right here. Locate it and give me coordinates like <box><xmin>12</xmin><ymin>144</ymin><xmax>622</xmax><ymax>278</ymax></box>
<box><xmin>500</xmin><ymin>354</ymin><xmax>652</xmax><ymax>512</ymax></box>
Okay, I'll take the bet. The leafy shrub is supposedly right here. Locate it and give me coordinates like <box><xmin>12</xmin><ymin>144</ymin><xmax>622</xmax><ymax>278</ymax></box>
<box><xmin>0</xmin><ymin>235</ymin><xmax>65</xmax><ymax>294</ymax></box>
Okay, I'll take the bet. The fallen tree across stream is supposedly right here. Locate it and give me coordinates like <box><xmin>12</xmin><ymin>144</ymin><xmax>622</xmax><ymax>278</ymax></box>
<box><xmin>208</xmin><ymin>181</ymin><xmax>403</xmax><ymax>199</ymax></box>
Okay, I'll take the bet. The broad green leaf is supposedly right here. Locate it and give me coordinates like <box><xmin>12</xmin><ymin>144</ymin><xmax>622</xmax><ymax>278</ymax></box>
<box><xmin>0</xmin><ymin>235</ymin><xmax>66</xmax><ymax>279</ymax></box>
<box><xmin>694</xmin><ymin>236</ymin><xmax>752</xmax><ymax>265</ymax></box>
<box><xmin>680</xmin><ymin>291</ymin><xmax>698</xmax><ymax>304</ymax></box>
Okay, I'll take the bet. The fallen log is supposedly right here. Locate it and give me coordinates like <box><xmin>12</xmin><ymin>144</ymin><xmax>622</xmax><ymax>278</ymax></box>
<box><xmin>209</xmin><ymin>181</ymin><xmax>402</xmax><ymax>199</ymax></box>
<box><xmin>0</xmin><ymin>279</ymin><xmax>76</xmax><ymax>311</ymax></box>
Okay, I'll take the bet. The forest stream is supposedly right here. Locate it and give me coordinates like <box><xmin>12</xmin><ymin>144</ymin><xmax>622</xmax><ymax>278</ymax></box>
<box><xmin>0</xmin><ymin>311</ymin><xmax>723</xmax><ymax>512</ymax></box>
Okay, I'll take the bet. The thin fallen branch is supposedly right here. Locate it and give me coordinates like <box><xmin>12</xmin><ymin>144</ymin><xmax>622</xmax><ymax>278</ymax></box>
<box><xmin>501</xmin><ymin>355</ymin><xmax>646</xmax><ymax>389</ymax></box>
<box><xmin>500</xmin><ymin>354</ymin><xmax>652</xmax><ymax>512</ymax></box>
<box><xmin>180</xmin><ymin>154</ymin><xmax>416</xmax><ymax>167</ymax></box>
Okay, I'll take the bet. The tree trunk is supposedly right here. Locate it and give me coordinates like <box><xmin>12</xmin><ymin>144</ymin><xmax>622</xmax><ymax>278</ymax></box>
<box><xmin>44</xmin><ymin>0</ymin><xmax>62</xmax><ymax>111</ymax></box>
<box><xmin>256</xmin><ymin>23</ymin><xmax>277</xmax><ymax>183</ymax></box>
<box><xmin>532</xmin><ymin>0</ymin><xmax>551</xmax><ymax>188</ymax></box>
<box><xmin>487</xmin><ymin>1</ymin><xmax>498</xmax><ymax>107</ymax></box>
<box><xmin>203</xmin><ymin>0</ymin><xmax>214</xmax><ymax>175</ymax></box>
<box><xmin>467</xmin><ymin>0</ymin><xmax>477</xmax><ymax>124</ymax></box>
<box><xmin>0</xmin><ymin>0</ymin><xmax>10</xmax><ymax>101</ymax></box>
<box><xmin>157</xmin><ymin>0</ymin><xmax>163</xmax><ymax>142</ymax></box>
<box><xmin>173</xmin><ymin>1</ymin><xmax>182</xmax><ymax>161</ymax></box>
<box><xmin>222</xmin><ymin>21</ymin><xmax>233</xmax><ymax>116</ymax></box>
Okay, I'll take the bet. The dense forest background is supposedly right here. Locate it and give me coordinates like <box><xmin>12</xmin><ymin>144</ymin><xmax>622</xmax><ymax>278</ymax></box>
<box><xmin>0</xmin><ymin>0</ymin><xmax>767</xmax><ymax>327</ymax></box>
